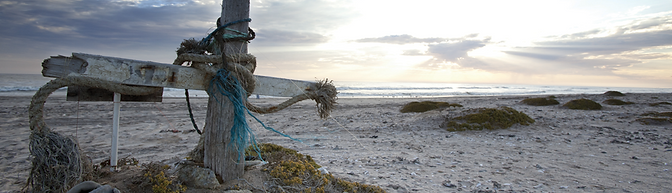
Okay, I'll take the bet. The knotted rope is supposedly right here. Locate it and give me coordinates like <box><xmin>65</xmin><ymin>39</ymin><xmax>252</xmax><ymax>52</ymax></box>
<box><xmin>27</xmin><ymin>75</ymin><xmax>160</xmax><ymax>192</ymax></box>
<box><xmin>175</xmin><ymin>18</ymin><xmax>337</xmax><ymax>161</ymax></box>
<box><xmin>174</xmin><ymin>51</ymin><xmax>337</xmax><ymax>118</ymax></box>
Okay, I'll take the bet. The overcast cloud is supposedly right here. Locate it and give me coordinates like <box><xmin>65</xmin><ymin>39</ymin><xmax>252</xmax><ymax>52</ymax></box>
<box><xmin>0</xmin><ymin>0</ymin><xmax>355</xmax><ymax>72</ymax></box>
<box><xmin>1</xmin><ymin>0</ymin><xmax>671</xmax><ymax>87</ymax></box>
<box><xmin>352</xmin><ymin>14</ymin><xmax>672</xmax><ymax>78</ymax></box>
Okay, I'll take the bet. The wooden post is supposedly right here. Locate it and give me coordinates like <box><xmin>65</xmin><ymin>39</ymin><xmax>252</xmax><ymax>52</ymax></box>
<box><xmin>203</xmin><ymin>0</ymin><xmax>250</xmax><ymax>182</ymax></box>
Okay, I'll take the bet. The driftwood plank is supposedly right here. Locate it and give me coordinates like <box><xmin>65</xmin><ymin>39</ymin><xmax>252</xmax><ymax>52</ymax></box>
<box><xmin>42</xmin><ymin>53</ymin><xmax>316</xmax><ymax>97</ymax></box>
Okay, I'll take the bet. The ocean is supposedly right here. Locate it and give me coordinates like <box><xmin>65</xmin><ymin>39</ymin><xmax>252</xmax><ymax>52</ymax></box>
<box><xmin>2</xmin><ymin>74</ymin><xmax>671</xmax><ymax>98</ymax></box>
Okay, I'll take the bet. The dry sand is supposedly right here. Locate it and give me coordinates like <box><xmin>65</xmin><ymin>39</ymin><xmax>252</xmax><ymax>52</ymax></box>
<box><xmin>1</xmin><ymin>93</ymin><xmax>671</xmax><ymax>192</ymax></box>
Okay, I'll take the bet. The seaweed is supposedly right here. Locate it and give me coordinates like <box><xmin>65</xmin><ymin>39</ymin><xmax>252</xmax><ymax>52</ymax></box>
<box><xmin>637</xmin><ymin>111</ymin><xmax>672</xmax><ymax>125</ymax></box>
<box><xmin>603</xmin><ymin>99</ymin><xmax>634</xmax><ymax>105</ymax></box>
<box><xmin>521</xmin><ymin>97</ymin><xmax>560</xmax><ymax>106</ymax></box>
<box><xmin>604</xmin><ymin>91</ymin><xmax>625</xmax><ymax>96</ymax></box>
<box><xmin>563</xmin><ymin>99</ymin><xmax>602</xmax><ymax>110</ymax></box>
<box><xmin>649</xmin><ymin>102</ymin><xmax>672</xmax><ymax>106</ymax></box>
<box><xmin>641</xmin><ymin>112</ymin><xmax>672</xmax><ymax>117</ymax></box>
<box><xmin>400</xmin><ymin>101</ymin><xmax>462</xmax><ymax>113</ymax></box>
<box><xmin>636</xmin><ymin>117</ymin><xmax>672</xmax><ymax>125</ymax></box>
<box><xmin>141</xmin><ymin>162</ymin><xmax>186</xmax><ymax>193</ymax></box>
<box><xmin>246</xmin><ymin>143</ymin><xmax>385</xmax><ymax>193</ymax></box>
<box><xmin>441</xmin><ymin>107</ymin><xmax>535</xmax><ymax>131</ymax></box>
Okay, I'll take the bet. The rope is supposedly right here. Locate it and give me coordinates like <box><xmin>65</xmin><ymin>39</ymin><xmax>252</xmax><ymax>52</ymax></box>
<box><xmin>29</xmin><ymin>76</ymin><xmax>161</xmax><ymax>133</ymax></box>
<box><xmin>200</xmin><ymin>18</ymin><xmax>253</xmax><ymax>47</ymax></box>
<box><xmin>185</xmin><ymin>89</ymin><xmax>202</xmax><ymax>135</ymax></box>
<box><xmin>208</xmin><ymin>69</ymin><xmax>300</xmax><ymax>161</ymax></box>
<box><xmin>27</xmin><ymin>75</ymin><xmax>160</xmax><ymax>192</ymax></box>
<box><xmin>245</xmin><ymin>79</ymin><xmax>337</xmax><ymax>119</ymax></box>
<box><xmin>174</xmin><ymin>52</ymin><xmax>337</xmax><ymax>118</ymax></box>
<box><xmin>176</xmin><ymin>18</ymin><xmax>338</xmax><ymax>162</ymax></box>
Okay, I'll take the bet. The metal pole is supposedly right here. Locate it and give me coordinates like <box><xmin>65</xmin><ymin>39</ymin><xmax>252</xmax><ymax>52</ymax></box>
<box><xmin>111</xmin><ymin>92</ymin><xmax>120</xmax><ymax>171</ymax></box>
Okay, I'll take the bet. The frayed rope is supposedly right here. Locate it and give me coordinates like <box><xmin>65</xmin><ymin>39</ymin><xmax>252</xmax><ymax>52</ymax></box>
<box><xmin>208</xmin><ymin>69</ymin><xmax>301</xmax><ymax>161</ymax></box>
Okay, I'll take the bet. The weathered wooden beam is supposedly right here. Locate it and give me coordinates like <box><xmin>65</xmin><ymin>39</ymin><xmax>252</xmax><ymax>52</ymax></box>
<box><xmin>204</xmin><ymin>0</ymin><xmax>248</xmax><ymax>183</ymax></box>
<box><xmin>66</xmin><ymin>85</ymin><xmax>163</xmax><ymax>102</ymax></box>
<box><xmin>42</xmin><ymin>53</ymin><xmax>316</xmax><ymax>97</ymax></box>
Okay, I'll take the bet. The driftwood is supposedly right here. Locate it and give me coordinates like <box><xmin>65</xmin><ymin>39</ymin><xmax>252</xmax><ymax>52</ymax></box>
<box><xmin>42</xmin><ymin>53</ymin><xmax>317</xmax><ymax>97</ymax></box>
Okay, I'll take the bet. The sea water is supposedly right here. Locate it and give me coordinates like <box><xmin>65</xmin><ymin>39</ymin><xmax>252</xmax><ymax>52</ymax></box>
<box><xmin>2</xmin><ymin>74</ymin><xmax>671</xmax><ymax>98</ymax></box>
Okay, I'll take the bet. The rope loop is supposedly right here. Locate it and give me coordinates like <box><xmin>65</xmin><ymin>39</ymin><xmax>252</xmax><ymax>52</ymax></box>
<box><xmin>174</xmin><ymin>17</ymin><xmax>337</xmax><ymax>159</ymax></box>
<box><xmin>200</xmin><ymin>18</ymin><xmax>253</xmax><ymax>47</ymax></box>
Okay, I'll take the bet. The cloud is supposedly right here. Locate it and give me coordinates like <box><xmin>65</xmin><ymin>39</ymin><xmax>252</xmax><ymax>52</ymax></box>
<box><xmin>253</xmin><ymin>29</ymin><xmax>329</xmax><ymax>45</ymax></box>
<box><xmin>0</xmin><ymin>0</ymin><xmax>219</xmax><ymax>65</ymax></box>
<box><xmin>427</xmin><ymin>39</ymin><xmax>489</xmax><ymax>62</ymax></box>
<box><xmin>0</xmin><ymin>0</ymin><xmax>357</xmax><ymax>73</ymax></box>
<box><xmin>353</xmin><ymin>33</ymin><xmax>492</xmax><ymax>68</ymax></box>
<box><xmin>402</xmin><ymin>49</ymin><xmax>425</xmax><ymax>56</ymax></box>
<box><xmin>476</xmin><ymin>15</ymin><xmax>672</xmax><ymax>76</ymax></box>
<box><xmin>355</xmin><ymin>33</ymin><xmax>480</xmax><ymax>44</ymax></box>
<box><xmin>554</xmin><ymin>29</ymin><xmax>602</xmax><ymax>39</ymax></box>
<box><xmin>356</xmin><ymin>34</ymin><xmax>445</xmax><ymax>44</ymax></box>
<box><xmin>251</xmin><ymin>0</ymin><xmax>358</xmax><ymax>34</ymax></box>
<box><xmin>535</xmin><ymin>30</ymin><xmax>672</xmax><ymax>56</ymax></box>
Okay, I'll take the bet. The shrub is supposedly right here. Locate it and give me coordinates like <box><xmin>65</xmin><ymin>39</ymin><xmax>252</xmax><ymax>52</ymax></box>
<box><xmin>603</xmin><ymin>99</ymin><xmax>634</xmax><ymax>105</ymax></box>
<box><xmin>521</xmin><ymin>97</ymin><xmax>560</xmax><ymax>106</ymax></box>
<box><xmin>604</xmin><ymin>91</ymin><xmax>625</xmax><ymax>96</ymax></box>
<box><xmin>400</xmin><ymin>101</ymin><xmax>462</xmax><ymax>113</ymax></box>
<box><xmin>563</xmin><ymin>99</ymin><xmax>602</xmax><ymax>110</ymax></box>
<box><xmin>441</xmin><ymin>107</ymin><xmax>534</xmax><ymax>131</ymax></box>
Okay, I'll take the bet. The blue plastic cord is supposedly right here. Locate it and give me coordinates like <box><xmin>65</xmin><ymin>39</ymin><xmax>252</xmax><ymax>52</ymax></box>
<box><xmin>208</xmin><ymin>69</ymin><xmax>301</xmax><ymax>162</ymax></box>
<box><xmin>199</xmin><ymin>18</ymin><xmax>252</xmax><ymax>47</ymax></box>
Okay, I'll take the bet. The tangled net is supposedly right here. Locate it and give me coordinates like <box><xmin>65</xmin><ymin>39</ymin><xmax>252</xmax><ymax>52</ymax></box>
<box><xmin>27</xmin><ymin>76</ymin><xmax>160</xmax><ymax>192</ymax></box>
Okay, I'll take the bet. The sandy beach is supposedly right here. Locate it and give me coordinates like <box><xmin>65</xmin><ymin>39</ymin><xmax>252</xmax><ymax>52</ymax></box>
<box><xmin>1</xmin><ymin>92</ymin><xmax>671</xmax><ymax>192</ymax></box>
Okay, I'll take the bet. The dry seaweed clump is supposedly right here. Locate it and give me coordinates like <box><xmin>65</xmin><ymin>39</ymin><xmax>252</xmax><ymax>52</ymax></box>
<box><xmin>603</xmin><ymin>99</ymin><xmax>635</xmax><ymax>105</ymax></box>
<box><xmin>604</xmin><ymin>91</ymin><xmax>626</xmax><ymax>96</ymax></box>
<box><xmin>650</xmin><ymin>102</ymin><xmax>672</xmax><ymax>106</ymax></box>
<box><xmin>637</xmin><ymin>117</ymin><xmax>672</xmax><ymax>125</ymax></box>
<box><xmin>440</xmin><ymin>107</ymin><xmax>535</xmax><ymax>131</ymax></box>
<box><xmin>563</xmin><ymin>99</ymin><xmax>602</xmax><ymax>110</ymax></box>
<box><xmin>136</xmin><ymin>162</ymin><xmax>186</xmax><ymax>193</ymax></box>
<box><xmin>521</xmin><ymin>96</ymin><xmax>560</xmax><ymax>106</ymax></box>
<box><xmin>637</xmin><ymin>111</ymin><xmax>672</xmax><ymax>125</ymax></box>
<box><xmin>247</xmin><ymin>143</ymin><xmax>385</xmax><ymax>193</ymax></box>
<box><xmin>400</xmin><ymin>101</ymin><xmax>462</xmax><ymax>113</ymax></box>
<box><xmin>641</xmin><ymin>112</ymin><xmax>672</xmax><ymax>117</ymax></box>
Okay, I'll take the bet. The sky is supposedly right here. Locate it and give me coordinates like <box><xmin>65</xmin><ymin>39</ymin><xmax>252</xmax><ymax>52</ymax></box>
<box><xmin>1</xmin><ymin>0</ymin><xmax>672</xmax><ymax>88</ymax></box>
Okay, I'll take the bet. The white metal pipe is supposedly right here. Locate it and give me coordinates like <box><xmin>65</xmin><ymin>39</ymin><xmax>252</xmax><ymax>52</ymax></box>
<box><xmin>111</xmin><ymin>92</ymin><xmax>120</xmax><ymax>171</ymax></box>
